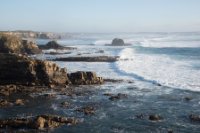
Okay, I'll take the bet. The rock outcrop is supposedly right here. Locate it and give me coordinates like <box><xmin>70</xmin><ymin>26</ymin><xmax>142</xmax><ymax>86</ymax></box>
<box><xmin>105</xmin><ymin>38</ymin><xmax>131</xmax><ymax>46</ymax></box>
<box><xmin>0</xmin><ymin>54</ymin><xmax>69</xmax><ymax>87</ymax></box>
<box><xmin>38</xmin><ymin>41</ymin><xmax>76</xmax><ymax>50</ymax></box>
<box><xmin>0</xmin><ymin>115</ymin><xmax>78</xmax><ymax>129</ymax></box>
<box><xmin>0</xmin><ymin>34</ymin><xmax>42</xmax><ymax>54</ymax></box>
<box><xmin>68</xmin><ymin>71</ymin><xmax>103</xmax><ymax>85</ymax></box>
<box><xmin>0</xmin><ymin>54</ymin><xmax>104</xmax><ymax>87</ymax></box>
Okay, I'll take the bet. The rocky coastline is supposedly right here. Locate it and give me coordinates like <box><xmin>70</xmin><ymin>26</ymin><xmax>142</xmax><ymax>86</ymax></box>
<box><xmin>0</xmin><ymin>34</ymin><xmax>105</xmax><ymax>131</ymax></box>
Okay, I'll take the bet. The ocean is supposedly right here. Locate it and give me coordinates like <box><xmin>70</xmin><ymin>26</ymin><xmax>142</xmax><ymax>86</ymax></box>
<box><xmin>32</xmin><ymin>32</ymin><xmax>200</xmax><ymax>132</ymax></box>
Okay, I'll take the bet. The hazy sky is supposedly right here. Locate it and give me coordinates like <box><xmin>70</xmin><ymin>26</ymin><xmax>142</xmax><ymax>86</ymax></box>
<box><xmin>0</xmin><ymin>0</ymin><xmax>200</xmax><ymax>32</ymax></box>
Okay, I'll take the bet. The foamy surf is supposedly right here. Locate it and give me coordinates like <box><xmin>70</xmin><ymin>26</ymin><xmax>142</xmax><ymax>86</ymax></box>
<box><xmin>116</xmin><ymin>48</ymin><xmax>200</xmax><ymax>91</ymax></box>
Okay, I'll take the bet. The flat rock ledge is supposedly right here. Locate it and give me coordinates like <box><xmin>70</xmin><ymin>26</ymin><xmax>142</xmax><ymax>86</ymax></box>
<box><xmin>0</xmin><ymin>115</ymin><xmax>79</xmax><ymax>130</ymax></box>
<box><xmin>51</xmin><ymin>56</ymin><xmax>119</xmax><ymax>62</ymax></box>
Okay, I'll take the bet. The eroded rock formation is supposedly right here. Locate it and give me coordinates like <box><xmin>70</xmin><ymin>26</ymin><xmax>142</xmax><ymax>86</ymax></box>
<box><xmin>0</xmin><ymin>34</ymin><xmax>42</xmax><ymax>54</ymax></box>
<box><xmin>0</xmin><ymin>54</ymin><xmax>68</xmax><ymax>87</ymax></box>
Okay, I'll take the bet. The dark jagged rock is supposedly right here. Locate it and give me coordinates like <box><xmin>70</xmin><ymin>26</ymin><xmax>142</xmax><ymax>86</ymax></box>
<box><xmin>189</xmin><ymin>114</ymin><xmax>200</xmax><ymax>122</ymax></box>
<box><xmin>105</xmin><ymin>38</ymin><xmax>131</xmax><ymax>46</ymax></box>
<box><xmin>76</xmin><ymin>106</ymin><xmax>95</xmax><ymax>115</ymax></box>
<box><xmin>68</xmin><ymin>71</ymin><xmax>103</xmax><ymax>85</ymax></box>
<box><xmin>38</xmin><ymin>40</ymin><xmax>76</xmax><ymax>50</ymax></box>
<box><xmin>0</xmin><ymin>115</ymin><xmax>79</xmax><ymax>129</ymax></box>
<box><xmin>52</xmin><ymin>56</ymin><xmax>119</xmax><ymax>62</ymax></box>
<box><xmin>61</xmin><ymin>101</ymin><xmax>70</xmax><ymax>108</ymax></box>
<box><xmin>109</xmin><ymin>93</ymin><xmax>128</xmax><ymax>101</ymax></box>
<box><xmin>0</xmin><ymin>54</ymin><xmax>69</xmax><ymax>87</ymax></box>
<box><xmin>184</xmin><ymin>96</ymin><xmax>193</xmax><ymax>101</ymax></box>
<box><xmin>0</xmin><ymin>34</ymin><xmax>42</xmax><ymax>54</ymax></box>
<box><xmin>149</xmin><ymin>114</ymin><xmax>163</xmax><ymax>121</ymax></box>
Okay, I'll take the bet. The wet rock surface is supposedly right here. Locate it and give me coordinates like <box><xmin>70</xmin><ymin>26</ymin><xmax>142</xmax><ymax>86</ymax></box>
<box><xmin>76</xmin><ymin>106</ymin><xmax>95</xmax><ymax>115</ymax></box>
<box><xmin>148</xmin><ymin>114</ymin><xmax>163</xmax><ymax>121</ymax></box>
<box><xmin>68</xmin><ymin>71</ymin><xmax>103</xmax><ymax>85</ymax></box>
<box><xmin>51</xmin><ymin>56</ymin><xmax>119</xmax><ymax>62</ymax></box>
<box><xmin>108</xmin><ymin>93</ymin><xmax>128</xmax><ymax>101</ymax></box>
<box><xmin>189</xmin><ymin>114</ymin><xmax>200</xmax><ymax>122</ymax></box>
<box><xmin>38</xmin><ymin>41</ymin><xmax>76</xmax><ymax>50</ymax></box>
<box><xmin>0</xmin><ymin>34</ymin><xmax>42</xmax><ymax>54</ymax></box>
<box><xmin>0</xmin><ymin>115</ymin><xmax>79</xmax><ymax>130</ymax></box>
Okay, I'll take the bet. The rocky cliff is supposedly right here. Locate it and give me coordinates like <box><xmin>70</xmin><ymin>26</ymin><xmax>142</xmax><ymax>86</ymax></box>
<box><xmin>0</xmin><ymin>54</ymin><xmax>68</xmax><ymax>87</ymax></box>
<box><xmin>0</xmin><ymin>34</ymin><xmax>42</xmax><ymax>54</ymax></box>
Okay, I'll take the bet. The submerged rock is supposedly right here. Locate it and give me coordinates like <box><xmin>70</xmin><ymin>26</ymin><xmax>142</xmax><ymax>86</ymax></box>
<box><xmin>60</xmin><ymin>101</ymin><xmax>70</xmax><ymax>108</ymax></box>
<box><xmin>0</xmin><ymin>54</ymin><xmax>69</xmax><ymax>87</ymax></box>
<box><xmin>189</xmin><ymin>114</ymin><xmax>200</xmax><ymax>122</ymax></box>
<box><xmin>68</xmin><ymin>71</ymin><xmax>103</xmax><ymax>85</ymax></box>
<box><xmin>0</xmin><ymin>34</ymin><xmax>42</xmax><ymax>54</ymax></box>
<box><xmin>109</xmin><ymin>93</ymin><xmax>128</xmax><ymax>101</ymax></box>
<box><xmin>38</xmin><ymin>40</ymin><xmax>76</xmax><ymax>50</ymax></box>
<box><xmin>76</xmin><ymin>106</ymin><xmax>95</xmax><ymax>115</ymax></box>
<box><xmin>0</xmin><ymin>115</ymin><xmax>79</xmax><ymax>129</ymax></box>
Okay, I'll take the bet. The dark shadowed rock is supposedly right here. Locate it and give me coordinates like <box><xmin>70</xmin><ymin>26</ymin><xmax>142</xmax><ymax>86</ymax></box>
<box><xmin>76</xmin><ymin>106</ymin><xmax>95</xmax><ymax>115</ymax></box>
<box><xmin>0</xmin><ymin>54</ymin><xmax>69</xmax><ymax>87</ymax></box>
<box><xmin>0</xmin><ymin>115</ymin><xmax>79</xmax><ymax>129</ymax></box>
<box><xmin>0</xmin><ymin>99</ymin><xmax>13</xmax><ymax>107</ymax></box>
<box><xmin>189</xmin><ymin>114</ymin><xmax>200</xmax><ymax>122</ymax></box>
<box><xmin>105</xmin><ymin>38</ymin><xmax>131</xmax><ymax>46</ymax></box>
<box><xmin>68</xmin><ymin>71</ymin><xmax>103</xmax><ymax>85</ymax></box>
<box><xmin>149</xmin><ymin>114</ymin><xmax>163</xmax><ymax>121</ymax></box>
<box><xmin>0</xmin><ymin>34</ymin><xmax>42</xmax><ymax>54</ymax></box>
<box><xmin>112</xmin><ymin>38</ymin><xmax>125</xmax><ymax>45</ymax></box>
<box><xmin>38</xmin><ymin>40</ymin><xmax>76</xmax><ymax>50</ymax></box>
<box><xmin>109</xmin><ymin>93</ymin><xmax>128</xmax><ymax>101</ymax></box>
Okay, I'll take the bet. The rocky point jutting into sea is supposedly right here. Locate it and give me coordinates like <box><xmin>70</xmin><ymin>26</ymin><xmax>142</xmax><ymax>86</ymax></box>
<box><xmin>0</xmin><ymin>34</ymin><xmax>104</xmax><ymax>131</ymax></box>
<box><xmin>1</xmin><ymin>32</ymin><xmax>200</xmax><ymax>133</ymax></box>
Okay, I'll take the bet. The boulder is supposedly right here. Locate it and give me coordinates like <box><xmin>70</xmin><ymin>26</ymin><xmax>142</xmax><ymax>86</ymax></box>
<box><xmin>112</xmin><ymin>38</ymin><xmax>125</xmax><ymax>45</ymax></box>
<box><xmin>0</xmin><ymin>54</ymin><xmax>69</xmax><ymax>87</ymax></box>
<box><xmin>149</xmin><ymin>114</ymin><xmax>163</xmax><ymax>121</ymax></box>
<box><xmin>0</xmin><ymin>34</ymin><xmax>42</xmax><ymax>54</ymax></box>
<box><xmin>68</xmin><ymin>71</ymin><xmax>103</xmax><ymax>85</ymax></box>
<box><xmin>38</xmin><ymin>40</ymin><xmax>76</xmax><ymax>50</ymax></box>
<box><xmin>105</xmin><ymin>38</ymin><xmax>131</xmax><ymax>46</ymax></box>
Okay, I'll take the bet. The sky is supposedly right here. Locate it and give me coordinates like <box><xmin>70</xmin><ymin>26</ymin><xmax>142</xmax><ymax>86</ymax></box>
<box><xmin>0</xmin><ymin>0</ymin><xmax>200</xmax><ymax>33</ymax></box>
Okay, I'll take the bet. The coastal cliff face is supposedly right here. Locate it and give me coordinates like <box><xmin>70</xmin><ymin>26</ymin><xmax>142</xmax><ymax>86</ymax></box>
<box><xmin>0</xmin><ymin>34</ymin><xmax>42</xmax><ymax>54</ymax></box>
<box><xmin>0</xmin><ymin>53</ymin><xmax>103</xmax><ymax>87</ymax></box>
<box><xmin>0</xmin><ymin>54</ymin><xmax>69</xmax><ymax>87</ymax></box>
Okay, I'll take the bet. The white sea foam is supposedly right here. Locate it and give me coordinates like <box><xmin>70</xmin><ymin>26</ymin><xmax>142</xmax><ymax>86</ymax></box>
<box><xmin>116</xmin><ymin>48</ymin><xmax>200</xmax><ymax>91</ymax></box>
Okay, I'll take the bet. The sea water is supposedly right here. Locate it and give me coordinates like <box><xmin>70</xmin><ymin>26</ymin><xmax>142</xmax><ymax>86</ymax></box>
<box><xmin>24</xmin><ymin>32</ymin><xmax>200</xmax><ymax>132</ymax></box>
